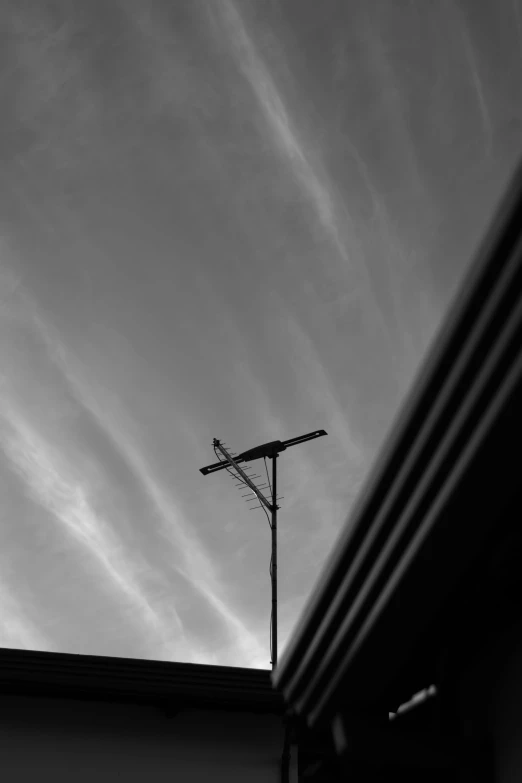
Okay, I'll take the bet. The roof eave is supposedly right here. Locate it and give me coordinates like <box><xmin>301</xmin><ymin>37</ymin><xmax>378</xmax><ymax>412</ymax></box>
<box><xmin>273</xmin><ymin>163</ymin><xmax>522</xmax><ymax>729</ymax></box>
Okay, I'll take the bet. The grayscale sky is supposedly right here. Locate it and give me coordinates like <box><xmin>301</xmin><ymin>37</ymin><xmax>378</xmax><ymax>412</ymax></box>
<box><xmin>0</xmin><ymin>0</ymin><xmax>521</xmax><ymax>668</ymax></box>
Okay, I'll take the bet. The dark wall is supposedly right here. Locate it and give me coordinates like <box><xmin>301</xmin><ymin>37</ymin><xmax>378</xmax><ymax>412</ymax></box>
<box><xmin>0</xmin><ymin>693</ymin><xmax>284</xmax><ymax>782</ymax></box>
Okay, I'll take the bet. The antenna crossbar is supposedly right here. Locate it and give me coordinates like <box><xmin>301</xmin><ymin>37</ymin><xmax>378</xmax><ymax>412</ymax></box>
<box><xmin>199</xmin><ymin>429</ymin><xmax>327</xmax><ymax>669</ymax></box>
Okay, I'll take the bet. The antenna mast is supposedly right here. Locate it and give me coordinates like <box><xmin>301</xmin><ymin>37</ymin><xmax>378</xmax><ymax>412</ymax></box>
<box><xmin>200</xmin><ymin>429</ymin><xmax>327</xmax><ymax>670</ymax></box>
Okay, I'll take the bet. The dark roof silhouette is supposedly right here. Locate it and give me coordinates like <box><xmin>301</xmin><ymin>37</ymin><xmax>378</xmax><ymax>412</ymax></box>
<box><xmin>0</xmin><ymin>646</ymin><xmax>283</xmax><ymax>714</ymax></box>
<box><xmin>273</xmin><ymin>162</ymin><xmax>522</xmax><ymax>734</ymax></box>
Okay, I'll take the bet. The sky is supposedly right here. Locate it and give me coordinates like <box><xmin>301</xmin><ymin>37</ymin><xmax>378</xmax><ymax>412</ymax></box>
<box><xmin>0</xmin><ymin>0</ymin><xmax>521</xmax><ymax>669</ymax></box>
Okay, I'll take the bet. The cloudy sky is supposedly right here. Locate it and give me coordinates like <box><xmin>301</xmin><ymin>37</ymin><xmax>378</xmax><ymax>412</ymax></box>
<box><xmin>0</xmin><ymin>0</ymin><xmax>520</xmax><ymax>669</ymax></box>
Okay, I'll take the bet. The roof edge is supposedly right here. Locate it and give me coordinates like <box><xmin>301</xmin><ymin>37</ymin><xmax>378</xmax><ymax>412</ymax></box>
<box><xmin>0</xmin><ymin>647</ymin><xmax>283</xmax><ymax>713</ymax></box>
<box><xmin>272</xmin><ymin>162</ymin><xmax>522</xmax><ymax>714</ymax></box>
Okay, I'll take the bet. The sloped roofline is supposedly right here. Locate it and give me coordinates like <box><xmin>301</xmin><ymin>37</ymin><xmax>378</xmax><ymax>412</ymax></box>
<box><xmin>0</xmin><ymin>646</ymin><xmax>283</xmax><ymax>713</ymax></box>
<box><xmin>273</xmin><ymin>162</ymin><xmax>522</xmax><ymax>728</ymax></box>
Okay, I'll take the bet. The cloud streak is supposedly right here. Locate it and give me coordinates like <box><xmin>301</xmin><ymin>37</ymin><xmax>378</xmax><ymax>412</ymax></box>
<box><xmin>213</xmin><ymin>0</ymin><xmax>401</xmax><ymax>357</ymax></box>
<box><xmin>217</xmin><ymin>0</ymin><xmax>344</xmax><ymax>256</ymax></box>
<box><xmin>0</xmin><ymin>393</ymin><xmax>195</xmax><ymax>660</ymax></box>
<box><xmin>0</xmin><ymin>269</ymin><xmax>217</xmax><ymax>663</ymax></box>
<box><xmin>0</xmin><ymin>573</ymin><xmax>54</xmax><ymax>651</ymax></box>
<box><xmin>33</xmin><ymin>311</ymin><xmax>269</xmax><ymax>667</ymax></box>
<box><xmin>451</xmin><ymin>1</ymin><xmax>493</xmax><ymax>152</ymax></box>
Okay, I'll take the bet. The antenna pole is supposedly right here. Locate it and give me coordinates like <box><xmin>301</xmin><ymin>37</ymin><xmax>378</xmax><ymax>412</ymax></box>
<box><xmin>199</xmin><ymin>429</ymin><xmax>327</xmax><ymax>669</ymax></box>
<box><xmin>271</xmin><ymin>454</ymin><xmax>278</xmax><ymax>670</ymax></box>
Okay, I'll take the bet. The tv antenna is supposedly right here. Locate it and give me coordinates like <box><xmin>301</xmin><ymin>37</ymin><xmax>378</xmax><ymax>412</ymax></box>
<box><xmin>199</xmin><ymin>429</ymin><xmax>327</xmax><ymax>670</ymax></box>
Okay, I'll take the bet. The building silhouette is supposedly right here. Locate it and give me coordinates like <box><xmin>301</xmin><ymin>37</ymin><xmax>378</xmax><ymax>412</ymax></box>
<box><xmin>273</xmin><ymin>163</ymin><xmax>522</xmax><ymax>781</ymax></box>
<box><xmin>1</xmin><ymin>164</ymin><xmax>521</xmax><ymax>781</ymax></box>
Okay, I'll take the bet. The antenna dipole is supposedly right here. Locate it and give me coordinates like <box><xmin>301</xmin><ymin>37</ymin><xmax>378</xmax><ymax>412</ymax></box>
<box><xmin>199</xmin><ymin>429</ymin><xmax>327</xmax><ymax>670</ymax></box>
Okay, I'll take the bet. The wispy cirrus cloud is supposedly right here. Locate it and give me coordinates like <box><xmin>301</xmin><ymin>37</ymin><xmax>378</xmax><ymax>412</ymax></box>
<box><xmin>0</xmin><ymin>573</ymin><xmax>54</xmax><ymax>651</ymax></box>
<box><xmin>0</xmin><ymin>266</ymin><xmax>218</xmax><ymax>663</ymax></box>
<box><xmin>33</xmin><ymin>311</ymin><xmax>269</xmax><ymax>667</ymax></box>
<box><xmin>0</xmin><ymin>394</ymin><xmax>197</xmax><ymax>662</ymax></box>
<box><xmin>211</xmin><ymin>0</ymin><xmax>402</xmax><ymax>362</ymax></box>
<box><xmin>448</xmin><ymin>1</ymin><xmax>492</xmax><ymax>152</ymax></box>
<box><xmin>216</xmin><ymin>0</ymin><xmax>344</xmax><ymax>256</ymax></box>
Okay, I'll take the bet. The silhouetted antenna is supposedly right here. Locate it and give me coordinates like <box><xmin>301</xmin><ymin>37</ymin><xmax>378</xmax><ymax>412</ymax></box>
<box><xmin>200</xmin><ymin>429</ymin><xmax>327</xmax><ymax>669</ymax></box>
